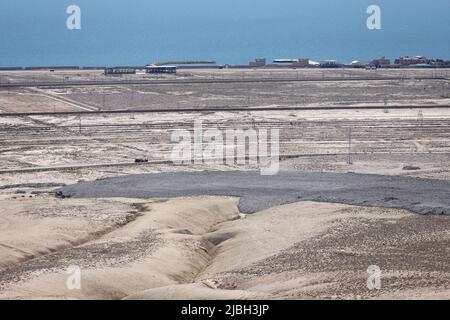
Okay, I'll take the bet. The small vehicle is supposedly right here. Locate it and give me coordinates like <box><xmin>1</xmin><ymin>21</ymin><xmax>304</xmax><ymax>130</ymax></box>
<box><xmin>134</xmin><ymin>157</ymin><xmax>149</xmax><ymax>163</ymax></box>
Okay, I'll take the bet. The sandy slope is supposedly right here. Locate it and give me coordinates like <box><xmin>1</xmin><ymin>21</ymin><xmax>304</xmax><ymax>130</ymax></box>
<box><xmin>196</xmin><ymin>202</ymin><xmax>450</xmax><ymax>299</ymax></box>
<box><xmin>0</xmin><ymin>196</ymin><xmax>448</xmax><ymax>300</ymax></box>
<box><xmin>0</xmin><ymin>197</ymin><xmax>240</xmax><ymax>299</ymax></box>
<box><xmin>0</xmin><ymin>197</ymin><xmax>137</xmax><ymax>270</ymax></box>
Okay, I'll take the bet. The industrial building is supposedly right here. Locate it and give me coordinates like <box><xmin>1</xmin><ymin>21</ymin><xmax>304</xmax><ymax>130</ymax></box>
<box><xmin>145</xmin><ymin>65</ymin><xmax>177</xmax><ymax>74</ymax></box>
<box><xmin>395</xmin><ymin>56</ymin><xmax>430</xmax><ymax>66</ymax></box>
<box><xmin>292</xmin><ymin>59</ymin><xmax>310</xmax><ymax>67</ymax></box>
<box><xmin>249</xmin><ymin>58</ymin><xmax>266</xmax><ymax>67</ymax></box>
<box><xmin>273</xmin><ymin>58</ymin><xmax>310</xmax><ymax>68</ymax></box>
<box><xmin>349</xmin><ymin>60</ymin><xmax>370</xmax><ymax>68</ymax></box>
<box><xmin>319</xmin><ymin>60</ymin><xmax>340</xmax><ymax>68</ymax></box>
<box><xmin>371</xmin><ymin>56</ymin><xmax>391</xmax><ymax>67</ymax></box>
<box><xmin>104</xmin><ymin>67</ymin><xmax>136</xmax><ymax>75</ymax></box>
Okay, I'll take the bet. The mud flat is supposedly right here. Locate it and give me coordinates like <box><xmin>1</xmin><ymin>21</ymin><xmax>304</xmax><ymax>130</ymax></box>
<box><xmin>60</xmin><ymin>171</ymin><xmax>450</xmax><ymax>215</ymax></box>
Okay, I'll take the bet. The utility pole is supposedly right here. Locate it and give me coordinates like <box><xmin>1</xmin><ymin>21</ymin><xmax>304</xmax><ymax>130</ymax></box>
<box><xmin>347</xmin><ymin>127</ymin><xmax>353</xmax><ymax>165</ymax></box>
<box><xmin>129</xmin><ymin>86</ymin><xmax>134</xmax><ymax>109</ymax></box>
<box><xmin>383</xmin><ymin>97</ymin><xmax>389</xmax><ymax>113</ymax></box>
<box><xmin>443</xmin><ymin>82</ymin><xmax>447</xmax><ymax>98</ymax></box>
<box><xmin>417</xmin><ymin>109</ymin><xmax>423</xmax><ymax>127</ymax></box>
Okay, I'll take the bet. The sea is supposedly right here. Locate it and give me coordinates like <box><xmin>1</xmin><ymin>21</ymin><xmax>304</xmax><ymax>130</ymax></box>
<box><xmin>0</xmin><ymin>0</ymin><xmax>449</xmax><ymax>67</ymax></box>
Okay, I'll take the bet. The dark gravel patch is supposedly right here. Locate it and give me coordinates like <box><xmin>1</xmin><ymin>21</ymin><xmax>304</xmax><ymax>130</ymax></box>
<box><xmin>58</xmin><ymin>171</ymin><xmax>450</xmax><ymax>215</ymax></box>
<box><xmin>0</xmin><ymin>182</ymin><xmax>66</xmax><ymax>190</ymax></box>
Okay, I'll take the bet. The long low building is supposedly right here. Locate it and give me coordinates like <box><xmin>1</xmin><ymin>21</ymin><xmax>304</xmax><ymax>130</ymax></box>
<box><xmin>105</xmin><ymin>67</ymin><xmax>136</xmax><ymax>75</ymax></box>
<box><xmin>273</xmin><ymin>58</ymin><xmax>311</xmax><ymax>67</ymax></box>
<box><xmin>145</xmin><ymin>65</ymin><xmax>177</xmax><ymax>74</ymax></box>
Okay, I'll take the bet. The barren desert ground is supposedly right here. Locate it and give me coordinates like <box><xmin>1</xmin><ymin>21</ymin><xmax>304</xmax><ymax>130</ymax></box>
<box><xmin>0</xmin><ymin>68</ymin><xmax>449</xmax><ymax>299</ymax></box>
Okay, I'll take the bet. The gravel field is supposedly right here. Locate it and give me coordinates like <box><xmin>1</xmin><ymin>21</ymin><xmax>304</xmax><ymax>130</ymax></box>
<box><xmin>60</xmin><ymin>171</ymin><xmax>450</xmax><ymax>215</ymax></box>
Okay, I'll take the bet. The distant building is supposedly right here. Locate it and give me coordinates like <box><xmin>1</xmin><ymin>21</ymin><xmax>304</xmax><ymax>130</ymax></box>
<box><xmin>104</xmin><ymin>67</ymin><xmax>136</xmax><ymax>75</ymax></box>
<box><xmin>273</xmin><ymin>58</ymin><xmax>310</xmax><ymax>67</ymax></box>
<box><xmin>249</xmin><ymin>58</ymin><xmax>266</xmax><ymax>67</ymax></box>
<box><xmin>371</xmin><ymin>56</ymin><xmax>391</xmax><ymax>67</ymax></box>
<box><xmin>319</xmin><ymin>60</ymin><xmax>340</xmax><ymax>68</ymax></box>
<box><xmin>349</xmin><ymin>60</ymin><xmax>370</xmax><ymax>68</ymax></box>
<box><xmin>292</xmin><ymin>59</ymin><xmax>310</xmax><ymax>67</ymax></box>
<box><xmin>145</xmin><ymin>65</ymin><xmax>177</xmax><ymax>74</ymax></box>
<box><xmin>395</xmin><ymin>56</ymin><xmax>430</xmax><ymax>66</ymax></box>
<box><xmin>273</xmin><ymin>59</ymin><xmax>295</xmax><ymax>64</ymax></box>
<box><xmin>430</xmin><ymin>59</ymin><xmax>450</xmax><ymax>67</ymax></box>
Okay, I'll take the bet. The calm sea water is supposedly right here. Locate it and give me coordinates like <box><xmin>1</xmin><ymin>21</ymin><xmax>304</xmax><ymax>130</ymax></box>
<box><xmin>0</xmin><ymin>0</ymin><xmax>449</xmax><ymax>67</ymax></box>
